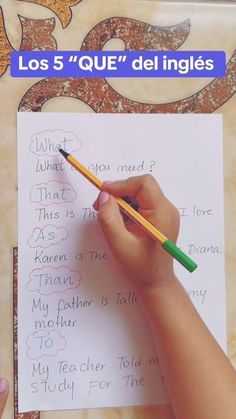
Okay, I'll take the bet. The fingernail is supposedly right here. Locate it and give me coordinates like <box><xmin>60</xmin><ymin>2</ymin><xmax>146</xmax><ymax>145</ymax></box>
<box><xmin>0</xmin><ymin>378</ymin><xmax>7</xmax><ymax>393</ymax></box>
<box><xmin>92</xmin><ymin>198</ymin><xmax>99</xmax><ymax>211</ymax></box>
<box><xmin>98</xmin><ymin>191</ymin><xmax>109</xmax><ymax>207</ymax></box>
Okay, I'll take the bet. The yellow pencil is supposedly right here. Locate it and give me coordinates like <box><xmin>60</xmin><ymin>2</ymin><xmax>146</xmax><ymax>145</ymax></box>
<box><xmin>59</xmin><ymin>148</ymin><xmax>197</xmax><ymax>273</ymax></box>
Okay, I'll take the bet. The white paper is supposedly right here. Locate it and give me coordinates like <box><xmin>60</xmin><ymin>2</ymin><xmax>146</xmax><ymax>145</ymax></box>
<box><xmin>17</xmin><ymin>113</ymin><xmax>226</xmax><ymax>413</ymax></box>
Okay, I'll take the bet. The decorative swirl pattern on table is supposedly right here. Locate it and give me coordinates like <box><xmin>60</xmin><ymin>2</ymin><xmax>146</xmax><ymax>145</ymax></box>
<box><xmin>18</xmin><ymin>17</ymin><xmax>236</xmax><ymax>113</ymax></box>
<box><xmin>82</xmin><ymin>17</ymin><xmax>191</xmax><ymax>51</ymax></box>
<box><xmin>18</xmin><ymin>0</ymin><xmax>83</xmax><ymax>28</ymax></box>
<box><xmin>0</xmin><ymin>6</ymin><xmax>14</xmax><ymax>78</ymax></box>
<box><xmin>19</xmin><ymin>16</ymin><xmax>57</xmax><ymax>51</ymax></box>
<box><xmin>0</xmin><ymin>6</ymin><xmax>57</xmax><ymax>79</ymax></box>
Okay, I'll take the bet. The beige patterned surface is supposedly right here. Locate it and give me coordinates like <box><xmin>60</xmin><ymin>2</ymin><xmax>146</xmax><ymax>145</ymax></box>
<box><xmin>0</xmin><ymin>1</ymin><xmax>236</xmax><ymax>418</ymax></box>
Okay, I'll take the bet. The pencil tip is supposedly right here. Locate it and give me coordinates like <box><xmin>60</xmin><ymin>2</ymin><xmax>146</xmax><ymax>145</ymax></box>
<box><xmin>59</xmin><ymin>148</ymin><xmax>69</xmax><ymax>159</ymax></box>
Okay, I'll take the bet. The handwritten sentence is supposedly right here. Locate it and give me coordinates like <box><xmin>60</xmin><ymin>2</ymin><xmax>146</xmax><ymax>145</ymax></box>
<box><xmin>30</xmin><ymin>355</ymin><xmax>159</xmax><ymax>401</ymax></box>
<box><xmin>36</xmin><ymin>158</ymin><xmax>157</xmax><ymax>176</ymax></box>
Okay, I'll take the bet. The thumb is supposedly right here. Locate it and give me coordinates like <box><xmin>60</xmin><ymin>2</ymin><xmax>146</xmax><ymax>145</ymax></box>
<box><xmin>97</xmin><ymin>191</ymin><xmax>134</xmax><ymax>258</ymax></box>
<box><xmin>0</xmin><ymin>378</ymin><xmax>9</xmax><ymax>418</ymax></box>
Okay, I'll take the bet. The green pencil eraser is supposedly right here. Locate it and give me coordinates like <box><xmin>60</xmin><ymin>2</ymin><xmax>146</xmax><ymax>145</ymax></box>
<box><xmin>162</xmin><ymin>240</ymin><xmax>197</xmax><ymax>273</ymax></box>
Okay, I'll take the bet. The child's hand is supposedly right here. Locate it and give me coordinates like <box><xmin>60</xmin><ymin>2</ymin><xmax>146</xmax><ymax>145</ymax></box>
<box><xmin>93</xmin><ymin>175</ymin><xmax>180</xmax><ymax>290</ymax></box>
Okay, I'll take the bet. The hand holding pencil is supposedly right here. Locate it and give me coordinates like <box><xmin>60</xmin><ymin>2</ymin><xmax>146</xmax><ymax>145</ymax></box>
<box><xmin>59</xmin><ymin>149</ymin><xmax>197</xmax><ymax>288</ymax></box>
<box><xmin>93</xmin><ymin>175</ymin><xmax>182</xmax><ymax>289</ymax></box>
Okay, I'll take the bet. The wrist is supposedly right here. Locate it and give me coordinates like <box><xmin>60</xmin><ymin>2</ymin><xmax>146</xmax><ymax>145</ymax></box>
<box><xmin>137</xmin><ymin>270</ymin><xmax>178</xmax><ymax>298</ymax></box>
<box><xmin>138</xmin><ymin>275</ymin><xmax>186</xmax><ymax>323</ymax></box>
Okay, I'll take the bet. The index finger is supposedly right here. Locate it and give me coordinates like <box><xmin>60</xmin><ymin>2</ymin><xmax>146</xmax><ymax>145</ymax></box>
<box><xmin>102</xmin><ymin>175</ymin><xmax>165</xmax><ymax>211</ymax></box>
